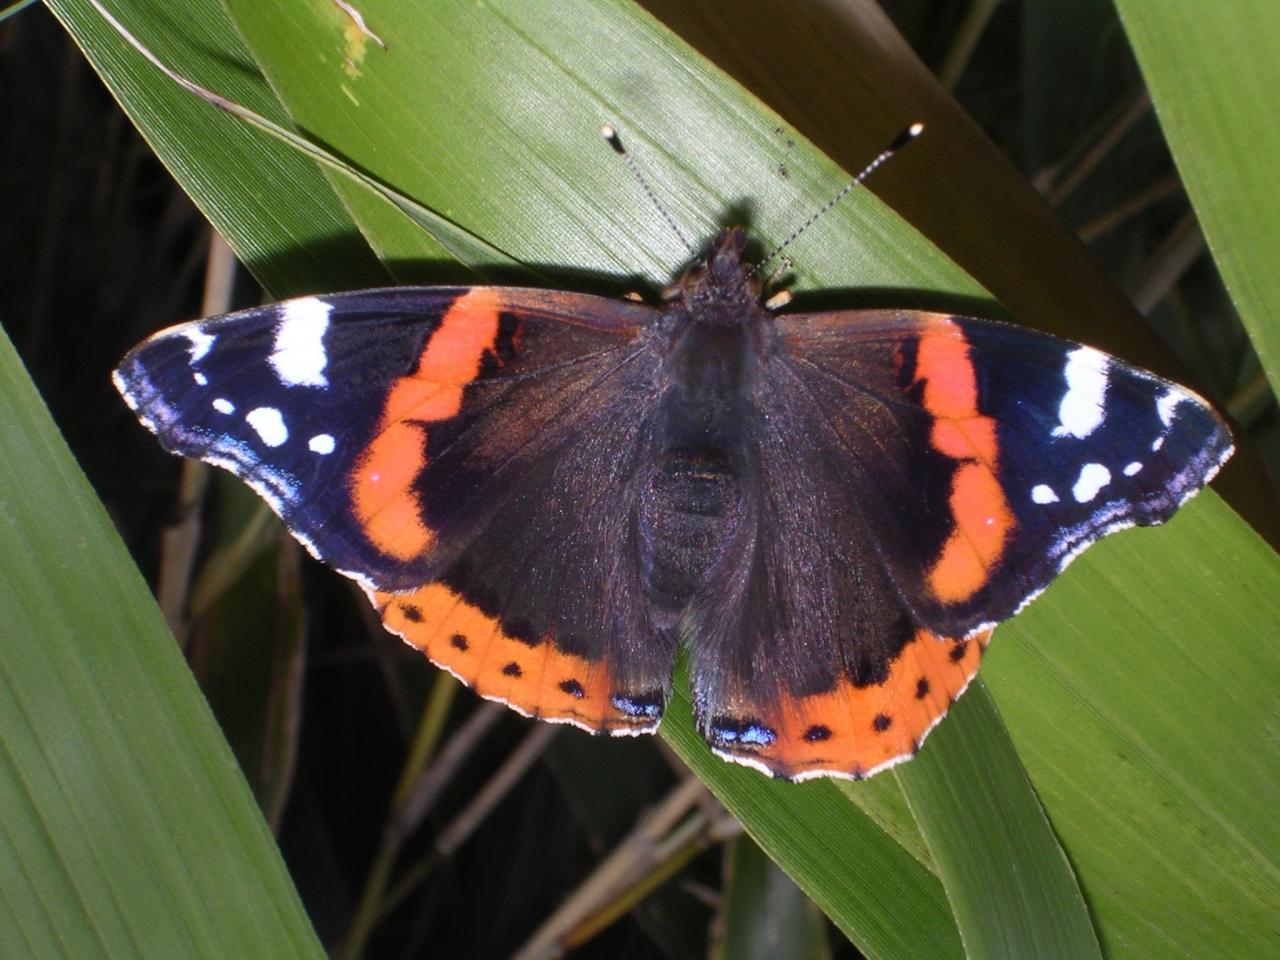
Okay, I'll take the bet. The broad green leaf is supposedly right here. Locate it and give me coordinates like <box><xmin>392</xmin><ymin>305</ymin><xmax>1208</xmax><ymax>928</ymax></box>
<box><xmin>897</xmin><ymin>685</ymin><xmax>1102</xmax><ymax>960</ymax></box>
<box><xmin>987</xmin><ymin>499</ymin><xmax>1280</xmax><ymax>959</ymax></box>
<box><xmin>1115</xmin><ymin>0</ymin><xmax>1280</xmax><ymax>394</ymax></box>
<box><xmin>638</xmin><ymin>0</ymin><xmax>1166</xmax><ymax>359</ymax></box>
<box><xmin>0</xmin><ymin>324</ymin><xmax>323</xmax><ymax>956</ymax></box>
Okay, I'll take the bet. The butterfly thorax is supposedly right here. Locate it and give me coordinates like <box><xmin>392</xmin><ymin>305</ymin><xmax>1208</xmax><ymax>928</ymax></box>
<box><xmin>669</xmin><ymin>227</ymin><xmax>764</xmax><ymax>325</ymax></box>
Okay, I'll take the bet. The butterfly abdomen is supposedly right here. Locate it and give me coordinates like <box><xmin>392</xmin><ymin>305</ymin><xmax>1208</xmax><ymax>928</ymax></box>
<box><xmin>639</xmin><ymin>446</ymin><xmax>744</xmax><ymax>620</ymax></box>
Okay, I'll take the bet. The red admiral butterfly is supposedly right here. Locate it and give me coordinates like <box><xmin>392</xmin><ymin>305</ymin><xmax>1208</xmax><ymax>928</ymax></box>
<box><xmin>114</xmin><ymin>127</ymin><xmax>1231</xmax><ymax>780</ymax></box>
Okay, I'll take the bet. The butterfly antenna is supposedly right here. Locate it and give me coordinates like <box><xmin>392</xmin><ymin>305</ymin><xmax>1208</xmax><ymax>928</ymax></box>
<box><xmin>602</xmin><ymin>124</ymin><xmax>696</xmax><ymax>256</ymax></box>
<box><xmin>760</xmin><ymin>121</ymin><xmax>924</xmax><ymax>271</ymax></box>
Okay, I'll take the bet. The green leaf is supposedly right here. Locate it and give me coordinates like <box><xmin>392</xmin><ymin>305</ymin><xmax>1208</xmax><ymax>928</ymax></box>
<box><xmin>1115</xmin><ymin>0</ymin><xmax>1280</xmax><ymax>394</ymax></box>
<box><xmin>986</xmin><ymin>499</ymin><xmax>1280</xmax><ymax>959</ymax></box>
<box><xmin>47</xmin><ymin>0</ymin><xmax>387</xmax><ymax>296</ymax></box>
<box><xmin>897</xmin><ymin>685</ymin><xmax>1102</xmax><ymax>960</ymax></box>
<box><xmin>0</xmin><ymin>325</ymin><xmax>323</xmax><ymax>956</ymax></box>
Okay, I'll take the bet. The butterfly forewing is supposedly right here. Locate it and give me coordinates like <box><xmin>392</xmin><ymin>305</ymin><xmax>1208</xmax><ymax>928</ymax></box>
<box><xmin>778</xmin><ymin>310</ymin><xmax>1233</xmax><ymax>632</ymax></box>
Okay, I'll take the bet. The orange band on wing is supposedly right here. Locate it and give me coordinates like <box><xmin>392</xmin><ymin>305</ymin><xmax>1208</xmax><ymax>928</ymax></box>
<box><xmin>931</xmin><ymin>417</ymin><xmax>997</xmax><ymax>463</ymax></box>
<box><xmin>917</xmin><ymin>331</ymin><xmax>978</xmax><ymax>418</ymax></box>
<box><xmin>352</xmin><ymin>422</ymin><xmax>430</xmax><ymax>560</ymax></box>
<box><xmin>913</xmin><ymin>321</ymin><xmax>1015</xmax><ymax>603</ymax></box>
<box><xmin>713</xmin><ymin>627</ymin><xmax>989</xmax><ymax>780</ymax></box>
<box><xmin>929</xmin><ymin>465</ymin><xmax>1014</xmax><ymax>602</ymax></box>
<box><xmin>375</xmin><ymin>582</ymin><xmax>653</xmax><ymax>733</ymax></box>
<box><xmin>384</xmin><ymin>289</ymin><xmax>503</xmax><ymax>422</ymax></box>
<box><xmin>352</xmin><ymin>290</ymin><xmax>504</xmax><ymax>560</ymax></box>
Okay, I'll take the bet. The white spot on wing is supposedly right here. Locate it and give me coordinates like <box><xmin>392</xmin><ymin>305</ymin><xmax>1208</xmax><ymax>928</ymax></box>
<box><xmin>193</xmin><ymin>371</ymin><xmax>208</xmax><ymax>386</ymax></box>
<box><xmin>246</xmin><ymin>406</ymin><xmax>288</xmax><ymax>447</ymax></box>
<box><xmin>309</xmin><ymin>433</ymin><xmax>336</xmax><ymax>455</ymax></box>
<box><xmin>1031</xmin><ymin>484</ymin><xmax>1059</xmax><ymax>504</ymax></box>
<box><xmin>1072</xmin><ymin>463</ymin><xmax>1111</xmax><ymax>503</ymax></box>
<box><xmin>1053</xmin><ymin>347</ymin><xmax>1109</xmax><ymax>439</ymax></box>
<box><xmin>270</xmin><ymin>297</ymin><xmax>331</xmax><ymax>387</ymax></box>
<box><xmin>1157</xmin><ymin>388</ymin><xmax>1182</xmax><ymax>427</ymax></box>
<box><xmin>1124</xmin><ymin>461</ymin><xmax>1143</xmax><ymax>476</ymax></box>
<box><xmin>212</xmin><ymin>398</ymin><xmax>235</xmax><ymax>415</ymax></box>
<box><xmin>184</xmin><ymin>328</ymin><xmax>215</xmax><ymax>363</ymax></box>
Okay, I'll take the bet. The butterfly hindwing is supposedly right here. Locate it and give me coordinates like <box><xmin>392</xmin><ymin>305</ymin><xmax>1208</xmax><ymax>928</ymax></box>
<box><xmin>115</xmin><ymin>286</ymin><xmax>676</xmax><ymax>733</ymax></box>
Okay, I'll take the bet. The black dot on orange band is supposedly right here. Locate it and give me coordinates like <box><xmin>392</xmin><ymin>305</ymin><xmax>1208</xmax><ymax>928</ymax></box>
<box><xmin>559</xmin><ymin>679</ymin><xmax>584</xmax><ymax>699</ymax></box>
<box><xmin>501</xmin><ymin>661</ymin><xmax>523</xmax><ymax>678</ymax></box>
<box><xmin>803</xmin><ymin>724</ymin><xmax>832</xmax><ymax>743</ymax></box>
<box><xmin>450</xmin><ymin>633</ymin><xmax>469</xmax><ymax>651</ymax></box>
<box><xmin>915</xmin><ymin>677</ymin><xmax>930</xmax><ymax>699</ymax></box>
<box><xmin>399</xmin><ymin>603</ymin><xmax>423</xmax><ymax>623</ymax></box>
<box><xmin>949</xmin><ymin>641</ymin><xmax>968</xmax><ymax>663</ymax></box>
<box><xmin>872</xmin><ymin>713</ymin><xmax>893</xmax><ymax>733</ymax></box>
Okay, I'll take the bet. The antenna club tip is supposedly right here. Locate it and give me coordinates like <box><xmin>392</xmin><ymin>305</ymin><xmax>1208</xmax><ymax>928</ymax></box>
<box><xmin>888</xmin><ymin>121</ymin><xmax>925</xmax><ymax>152</ymax></box>
<box><xmin>601</xmin><ymin>123</ymin><xmax>626</xmax><ymax>153</ymax></box>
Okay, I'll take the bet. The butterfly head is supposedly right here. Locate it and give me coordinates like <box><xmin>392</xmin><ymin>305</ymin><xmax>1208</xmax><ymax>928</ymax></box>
<box><xmin>671</xmin><ymin>227</ymin><xmax>763</xmax><ymax>324</ymax></box>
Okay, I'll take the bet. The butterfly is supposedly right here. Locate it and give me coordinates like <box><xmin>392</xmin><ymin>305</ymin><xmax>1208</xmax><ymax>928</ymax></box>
<box><xmin>114</xmin><ymin>129</ymin><xmax>1232</xmax><ymax>781</ymax></box>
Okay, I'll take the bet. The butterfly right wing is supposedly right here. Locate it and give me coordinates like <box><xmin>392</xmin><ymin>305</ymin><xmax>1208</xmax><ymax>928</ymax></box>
<box><xmin>684</xmin><ymin>307</ymin><xmax>1229</xmax><ymax>780</ymax></box>
<box><xmin>115</xmin><ymin>286</ymin><xmax>676</xmax><ymax>734</ymax></box>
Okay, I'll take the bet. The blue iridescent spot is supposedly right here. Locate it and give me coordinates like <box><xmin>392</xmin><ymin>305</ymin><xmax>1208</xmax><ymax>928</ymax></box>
<box><xmin>739</xmin><ymin>724</ymin><xmax>776</xmax><ymax>746</ymax></box>
<box><xmin>612</xmin><ymin>693</ymin><xmax>662</xmax><ymax>718</ymax></box>
<box><xmin>709</xmin><ymin>716</ymin><xmax>776</xmax><ymax>747</ymax></box>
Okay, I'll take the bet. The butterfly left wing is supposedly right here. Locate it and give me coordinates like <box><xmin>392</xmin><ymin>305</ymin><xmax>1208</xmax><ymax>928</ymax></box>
<box><xmin>115</xmin><ymin>286</ymin><xmax>677</xmax><ymax>734</ymax></box>
<box><xmin>688</xmin><ymin>309</ymin><xmax>1231</xmax><ymax>780</ymax></box>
